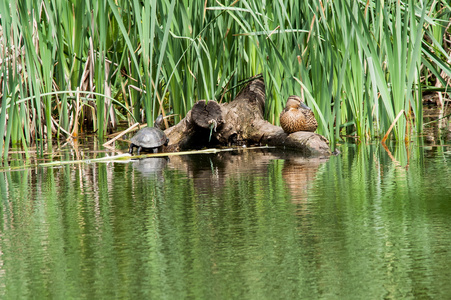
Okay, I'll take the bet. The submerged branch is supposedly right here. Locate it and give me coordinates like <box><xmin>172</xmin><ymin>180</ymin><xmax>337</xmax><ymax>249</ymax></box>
<box><xmin>37</xmin><ymin>146</ymin><xmax>276</xmax><ymax>168</ymax></box>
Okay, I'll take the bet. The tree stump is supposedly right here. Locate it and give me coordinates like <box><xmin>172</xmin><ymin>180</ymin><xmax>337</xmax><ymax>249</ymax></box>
<box><xmin>164</xmin><ymin>78</ymin><xmax>331</xmax><ymax>156</ymax></box>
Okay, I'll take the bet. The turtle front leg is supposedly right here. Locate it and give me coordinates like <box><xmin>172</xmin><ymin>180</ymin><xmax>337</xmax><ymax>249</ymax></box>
<box><xmin>129</xmin><ymin>143</ymin><xmax>135</xmax><ymax>154</ymax></box>
<box><xmin>137</xmin><ymin>146</ymin><xmax>142</xmax><ymax>155</ymax></box>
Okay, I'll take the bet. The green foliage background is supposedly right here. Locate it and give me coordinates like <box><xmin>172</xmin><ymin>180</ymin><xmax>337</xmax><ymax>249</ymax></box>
<box><xmin>0</xmin><ymin>0</ymin><xmax>450</xmax><ymax>159</ymax></box>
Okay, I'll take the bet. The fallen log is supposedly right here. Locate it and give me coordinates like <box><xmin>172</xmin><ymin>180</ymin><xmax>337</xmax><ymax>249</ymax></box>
<box><xmin>164</xmin><ymin>77</ymin><xmax>331</xmax><ymax>156</ymax></box>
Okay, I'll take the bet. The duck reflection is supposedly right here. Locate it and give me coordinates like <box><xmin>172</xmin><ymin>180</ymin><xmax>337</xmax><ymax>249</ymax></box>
<box><xmin>281</xmin><ymin>157</ymin><xmax>324</xmax><ymax>204</ymax></box>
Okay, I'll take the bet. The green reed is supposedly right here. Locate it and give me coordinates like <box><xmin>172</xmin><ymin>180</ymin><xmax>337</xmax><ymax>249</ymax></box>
<box><xmin>0</xmin><ymin>0</ymin><xmax>450</xmax><ymax>160</ymax></box>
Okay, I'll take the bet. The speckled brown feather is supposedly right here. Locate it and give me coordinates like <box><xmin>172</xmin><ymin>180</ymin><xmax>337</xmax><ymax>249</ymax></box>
<box><xmin>279</xmin><ymin>95</ymin><xmax>318</xmax><ymax>133</ymax></box>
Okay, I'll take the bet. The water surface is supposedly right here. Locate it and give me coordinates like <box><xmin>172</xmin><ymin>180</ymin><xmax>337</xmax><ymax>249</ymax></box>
<box><xmin>1</xmin><ymin>144</ymin><xmax>451</xmax><ymax>299</ymax></box>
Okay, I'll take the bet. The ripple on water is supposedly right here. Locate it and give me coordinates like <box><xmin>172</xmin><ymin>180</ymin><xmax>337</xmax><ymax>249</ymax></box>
<box><xmin>1</xmin><ymin>146</ymin><xmax>451</xmax><ymax>299</ymax></box>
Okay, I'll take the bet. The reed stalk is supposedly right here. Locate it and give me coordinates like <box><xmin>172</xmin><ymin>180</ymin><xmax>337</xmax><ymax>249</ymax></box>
<box><xmin>0</xmin><ymin>0</ymin><xmax>450</xmax><ymax>160</ymax></box>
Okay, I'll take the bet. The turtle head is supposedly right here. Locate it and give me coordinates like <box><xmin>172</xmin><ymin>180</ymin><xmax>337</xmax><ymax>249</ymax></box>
<box><xmin>154</xmin><ymin>114</ymin><xmax>164</xmax><ymax>128</ymax></box>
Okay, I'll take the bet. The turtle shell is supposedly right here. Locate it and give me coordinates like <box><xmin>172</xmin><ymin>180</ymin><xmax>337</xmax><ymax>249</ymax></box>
<box><xmin>130</xmin><ymin>127</ymin><xmax>168</xmax><ymax>149</ymax></box>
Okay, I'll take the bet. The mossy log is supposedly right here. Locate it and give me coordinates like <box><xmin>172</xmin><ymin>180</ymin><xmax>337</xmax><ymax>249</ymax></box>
<box><xmin>164</xmin><ymin>78</ymin><xmax>331</xmax><ymax>156</ymax></box>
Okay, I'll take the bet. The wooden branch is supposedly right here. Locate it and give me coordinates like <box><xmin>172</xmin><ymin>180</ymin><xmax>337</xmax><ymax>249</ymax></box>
<box><xmin>164</xmin><ymin>78</ymin><xmax>331</xmax><ymax>156</ymax></box>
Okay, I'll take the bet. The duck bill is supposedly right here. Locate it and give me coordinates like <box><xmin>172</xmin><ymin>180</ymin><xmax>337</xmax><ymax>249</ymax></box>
<box><xmin>299</xmin><ymin>102</ymin><xmax>312</xmax><ymax>110</ymax></box>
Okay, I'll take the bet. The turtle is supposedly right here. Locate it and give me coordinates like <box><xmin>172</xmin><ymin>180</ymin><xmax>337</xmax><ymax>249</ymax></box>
<box><xmin>129</xmin><ymin>115</ymin><xmax>169</xmax><ymax>155</ymax></box>
<box><xmin>279</xmin><ymin>95</ymin><xmax>318</xmax><ymax>133</ymax></box>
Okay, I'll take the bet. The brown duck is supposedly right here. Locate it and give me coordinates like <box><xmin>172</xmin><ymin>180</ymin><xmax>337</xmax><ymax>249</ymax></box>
<box><xmin>280</xmin><ymin>95</ymin><xmax>318</xmax><ymax>133</ymax></box>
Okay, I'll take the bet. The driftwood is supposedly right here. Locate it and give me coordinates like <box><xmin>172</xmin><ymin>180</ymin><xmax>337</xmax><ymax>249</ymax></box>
<box><xmin>164</xmin><ymin>78</ymin><xmax>331</xmax><ymax>156</ymax></box>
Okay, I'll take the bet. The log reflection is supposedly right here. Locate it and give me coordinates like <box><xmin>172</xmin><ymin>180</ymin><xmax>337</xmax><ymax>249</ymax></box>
<box><xmin>165</xmin><ymin>149</ymin><xmax>328</xmax><ymax>198</ymax></box>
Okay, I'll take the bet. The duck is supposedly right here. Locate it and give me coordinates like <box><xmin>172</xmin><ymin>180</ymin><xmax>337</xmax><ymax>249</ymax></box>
<box><xmin>279</xmin><ymin>95</ymin><xmax>318</xmax><ymax>133</ymax></box>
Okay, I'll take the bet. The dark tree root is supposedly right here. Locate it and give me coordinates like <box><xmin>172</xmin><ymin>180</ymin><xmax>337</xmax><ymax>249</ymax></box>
<box><xmin>164</xmin><ymin>78</ymin><xmax>331</xmax><ymax>157</ymax></box>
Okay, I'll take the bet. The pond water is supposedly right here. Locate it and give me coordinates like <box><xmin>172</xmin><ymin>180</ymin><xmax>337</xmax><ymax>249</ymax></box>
<box><xmin>1</xmin><ymin>142</ymin><xmax>451</xmax><ymax>299</ymax></box>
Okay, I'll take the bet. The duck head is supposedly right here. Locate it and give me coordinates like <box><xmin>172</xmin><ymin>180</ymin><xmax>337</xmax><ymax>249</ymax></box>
<box><xmin>287</xmin><ymin>95</ymin><xmax>312</xmax><ymax>111</ymax></box>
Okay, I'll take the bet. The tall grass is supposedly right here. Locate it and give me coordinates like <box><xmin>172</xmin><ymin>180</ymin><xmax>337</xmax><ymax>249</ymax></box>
<box><xmin>0</xmin><ymin>0</ymin><xmax>450</xmax><ymax>160</ymax></box>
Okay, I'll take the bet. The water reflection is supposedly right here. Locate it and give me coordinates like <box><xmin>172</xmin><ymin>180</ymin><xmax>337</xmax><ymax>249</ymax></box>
<box><xmin>166</xmin><ymin>150</ymin><xmax>327</xmax><ymax>198</ymax></box>
<box><xmin>1</xmin><ymin>145</ymin><xmax>451</xmax><ymax>299</ymax></box>
<box><xmin>281</xmin><ymin>157</ymin><xmax>324</xmax><ymax>203</ymax></box>
<box><xmin>132</xmin><ymin>157</ymin><xmax>169</xmax><ymax>177</ymax></box>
